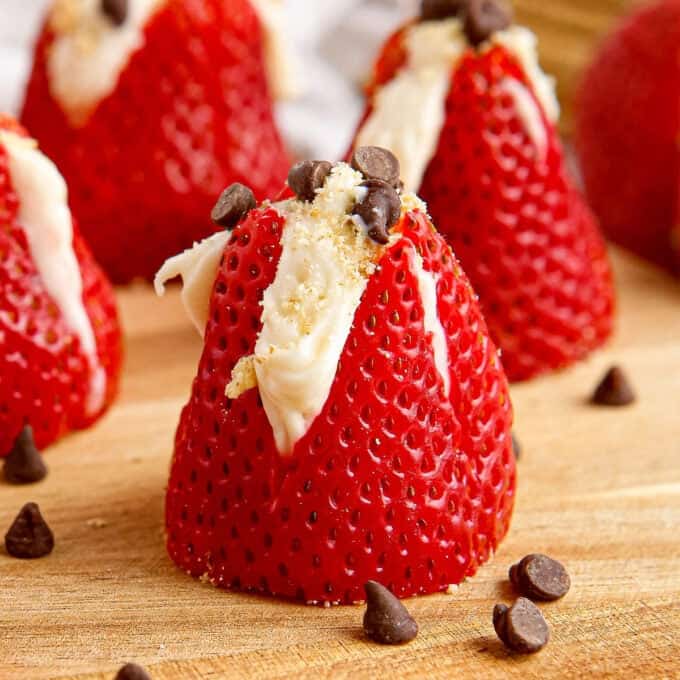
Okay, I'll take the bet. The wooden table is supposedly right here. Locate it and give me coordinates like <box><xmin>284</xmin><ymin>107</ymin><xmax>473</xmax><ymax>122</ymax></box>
<box><xmin>1</xmin><ymin>248</ymin><xmax>679</xmax><ymax>679</ymax></box>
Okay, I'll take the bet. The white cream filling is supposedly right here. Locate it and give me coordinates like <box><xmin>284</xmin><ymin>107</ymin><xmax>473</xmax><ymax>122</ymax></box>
<box><xmin>410</xmin><ymin>249</ymin><xmax>450</xmax><ymax>395</ymax></box>
<box><xmin>154</xmin><ymin>231</ymin><xmax>232</xmax><ymax>337</ymax></box>
<box><xmin>47</xmin><ymin>0</ymin><xmax>165</xmax><ymax>125</ymax></box>
<box><xmin>228</xmin><ymin>165</ymin><xmax>386</xmax><ymax>455</ymax></box>
<box><xmin>500</xmin><ymin>77</ymin><xmax>548</xmax><ymax>159</ymax></box>
<box><xmin>355</xmin><ymin>18</ymin><xmax>468</xmax><ymax>192</ymax></box>
<box><xmin>1</xmin><ymin>131</ymin><xmax>105</xmax><ymax>414</ymax></box>
<box><xmin>355</xmin><ymin>20</ymin><xmax>560</xmax><ymax>191</ymax></box>
<box><xmin>250</xmin><ymin>0</ymin><xmax>298</xmax><ymax>100</ymax></box>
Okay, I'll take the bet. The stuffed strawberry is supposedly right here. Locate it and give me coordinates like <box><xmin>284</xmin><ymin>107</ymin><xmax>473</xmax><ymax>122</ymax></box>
<box><xmin>0</xmin><ymin>115</ymin><xmax>122</xmax><ymax>457</ymax></box>
<box><xmin>155</xmin><ymin>147</ymin><xmax>516</xmax><ymax>604</ymax></box>
<box><xmin>575</xmin><ymin>0</ymin><xmax>680</xmax><ymax>275</ymax></box>
<box><xmin>351</xmin><ymin>0</ymin><xmax>616</xmax><ymax>381</ymax></box>
<box><xmin>21</xmin><ymin>0</ymin><xmax>291</xmax><ymax>283</ymax></box>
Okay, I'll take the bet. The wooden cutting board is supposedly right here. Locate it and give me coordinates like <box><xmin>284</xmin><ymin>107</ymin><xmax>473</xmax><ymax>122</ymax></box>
<box><xmin>1</xmin><ymin>248</ymin><xmax>679</xmax><ymax>680</ymax></box>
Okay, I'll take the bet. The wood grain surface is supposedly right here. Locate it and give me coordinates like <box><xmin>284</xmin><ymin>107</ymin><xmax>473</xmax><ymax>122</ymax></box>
<box><xmin>1</xmin><ymin>248</ymin><xmax>679</xmax><ymax>680</ymax></box>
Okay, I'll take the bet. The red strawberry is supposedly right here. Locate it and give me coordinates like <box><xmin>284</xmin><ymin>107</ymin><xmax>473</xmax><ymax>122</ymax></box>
<box><xmin>575</xmin><ymin>0</ymin><xmax>680</xmax><ymax>275</ymax></box>
<box><xmin>157</xmin><ymin>155</ymin><xmax>515</xmax><ymax>604</ymax></box>
<box><xmin>21</xmin><ymin>0</ymin><xmax>290</xmax><ymax>283</ymax></box>
<box><xmin>0</xmin><ymin>115</ymin><xmax>122</xmax><ymax>456</ymax></box>
<box><xmin>351</xmin><ymin>2</ymin><xmax>616</xmax><ymax>381</ymax></box>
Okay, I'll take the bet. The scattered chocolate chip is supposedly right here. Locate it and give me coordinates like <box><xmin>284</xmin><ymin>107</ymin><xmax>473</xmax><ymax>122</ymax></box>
<box><xmin>211</xmin><ymin>183</ymin><xmax>256</xmax><ymax>230</ymax></box>
<box><xmin>3</xmin><ymin>426</ymin><xmax>47</xmax><ymax>485</ymax></box>
<box><xmin>353</xmin><ymin>179</ymin><xmax>401</xmax><ymax>245</ymax></box>
<box><xmin>421</xmin><ymin>0</ymin><xmax>465</xmax><ymax>21</ymax></box>
<box><xmin>510</xmin><ymin>554</ymin><xmax>570</xmax><ymax>601</ymax></box>
<box><xmin>351</xmin><ymin>147</ymin><xmax>401</xmax><ymax>188</ymax></box>
<box><xmin>115</xmin><ymin>662</ymin><xmax>152</xmax><ymax>680</ymax></box>
<box><xmin>493</xmin><ymin>597</ymin><xmax>549</xmax><ymax>654</ymax></box>
<box><xmin>101</xmin><ymin>0</ymin><xmax>128</xmax><ymax>26</ymax></box>
<box><xmin>463</xmin><ymin>0</ymin><xmax>513</xmax><ymax>46</ymax></box>
<box><xmin>363</xmin><ymin>580</ymin><xmax>418</xmax><ymax>645</ymax></box>
<box><xmin>287</xmin><ymin>160</ymin><xmax>333</xmax><ymax>202</ymax></box>
<box><xmin>4</xmin><ymin>502</ymin><xmax>54</xmax><ymax>559</ymax></box>
<box><xmin>511</xmin><ymin>432</ymin><xmax>521</xmax><ymax>460</ymax></box>
<box><xmin>591</xmin><ymin>365</ymin><xmax>636</xmax><ymax>406</ymax></box>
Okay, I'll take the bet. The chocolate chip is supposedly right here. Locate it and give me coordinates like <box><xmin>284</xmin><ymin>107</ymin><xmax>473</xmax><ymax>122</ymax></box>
<box><xmin>3</xmin><ymin>426</ymin><xmax>47</xmax><ymax>485</ymax></box>
<box><xmin>421</xmin><ymin>0</ymin><xmax>465</xmax><ymax>21</ymax></box>
<box><xmin>287</xmin><ymin>160</ymin><xmax>333</xmax><ymax>202</ymax></box>
<box><xmin>510</xmin><ymin>554</ymin><xmax>571</xmax><ymax>601</ymax></box>
<box><xmin>115</xmin><ymin>662</ymin><xmax>152</xmax><ymax>680</ymax></box>
<box><xmin>101</xmin><ymin>0</ymin><xmax>128</xmax><ymax>26</ymax></box>
<box><xmin>4</xmin><ymin>502</ymin><xmax>54</xmax><ymax>559</ymax></box>
<box><xmin>353</xmin><ymin>179</ymin><xmax>401</xmax><ymax>245</ymax></box>
<box><xmin>363</xmin><ymin>581</ymin><xmax>418</xmax><ymax>644</ymax></box>
<box><xmin>211</xmin><ymin>183</ymin><xmax>257</xmax><ymax>230</ymax></box>
<box><xmin>351</xmin><ymin>147</ymin><xmax>401</xmax><ymax>188</ymax></box>
<box><xmin>493</xmin><ymin>597</ymin><xmax>549</xmax><ymax>653</ymax></box>
<box><xmin>463</xmin><ymin>0</ymin><xmax>513</xmax><ymax>46</ymax></box>
<box><xmin>511</xmin><ymin>432</ymin><xmax>521</xmax><ymax>460</ymax></box>
<box><xmin>591</xmin><ymin>365</ymin><xmax>636</xmax><ymax>406</ymax></box>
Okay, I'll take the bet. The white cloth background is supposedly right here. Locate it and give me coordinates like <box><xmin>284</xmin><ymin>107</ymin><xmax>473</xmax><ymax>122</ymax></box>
<box><xmin>0</xmin><ymin>0</ymin><xmax>419</xmax><ymax>160</ymax></box>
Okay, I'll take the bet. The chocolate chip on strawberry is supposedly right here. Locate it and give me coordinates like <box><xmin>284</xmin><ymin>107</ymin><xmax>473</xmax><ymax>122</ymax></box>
<box><xmin>4</xmin><ymin>502</ymin><xmax>54</xmax><ymax>559</ymax></box>
<box><xmin>363</xmin><ymin>581</ymin><xmax>419</xmax><ymax>645</ymax></box>
<box><xmin>101</xmin><ymin>0</ymin><xmax>128</xmax><ymax>26</ymax></box>
<box><xmin>493</xmin><ymin>598</ymin><xmax>549</xmax><ymax>653</ymax></box>
<box><xmin>464</xmin><ymin>0</ymin><xmax>513</xmax><ymax>46</ymax></box>
<box><xmin>421</xmin><ymin>0</ymin><xmax>465</xmax><ymax>21</ymax></box>
<box><xmin>288</xmin><ymin>160</ymin><xmax>333</xmax><ymax>202</ymax></box>
<box><xmin>509</xmin><ymin>554</ymin><xmax>570</xmax><ymax>601</ymax></box>
<box><xmin>3</xmin><ymin>426</ymin><xmax>47</xmax><ymax>485</ymax></box>
<box><xmin>211</xmin><ymin>183</ymin><xmax>257</xmax><ymax>230</ymax></box>
<box><xmin>353</xmin><ymin>179</ymin><xmax>401</xmax><ymax>245</ymax></box>
<box><xmin>115</xmin><ymin>662</ymin><xmax>152</xmax><ymax>680</ymax></box>
<box><xmin>351</xmin><ymin>147</ymin><xmax>401</xmax><ymax>188</ymax></box>
<box><xmin>511</xmin><ymin>432</ymin><xmax>521</xmax><ymax>460</ymax></box>
<box><xmin>591</xmin><ymin>365</ymin><xmax>636</xmax><ymax>406</ymax></box>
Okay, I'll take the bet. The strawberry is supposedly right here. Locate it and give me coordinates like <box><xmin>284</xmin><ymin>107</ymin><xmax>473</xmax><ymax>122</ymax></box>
<box><xmin>351</xmin><ymin>1</ymin><xmax>616</xmax><ymax>381</ymax></box>
<box><xmin>157</xmin><ymin>152</ymin><xmax>515</xmax><ymax>604</ymax></box>
<box><xmin>21</xmin><ymin>0</ymin><xmax>290</xmax><ymax>283</ymax></box>
<box><xmin>0</xmin><ymin>115</ymin><xmax>122</xmax><ymax>456</ymax></box>
<box><xmin>575</xmin><ymin>0</ymin><xmax>680</xmax><ymax>275</ymax></box>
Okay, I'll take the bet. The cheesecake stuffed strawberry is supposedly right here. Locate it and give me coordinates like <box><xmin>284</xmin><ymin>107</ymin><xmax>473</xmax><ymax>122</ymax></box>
<box><xmin>21</xmin><ymin>0</ymin><xmax>292</xmax><ymax>283</ymax></box>
<box><xmin>155</xmin><ymin>147</ymin><xmax>516</xmax><ymax>604</ymax></box>
<box><xmin>351</xmin><ymin>0</ymin><xmax>616</xmax><ymax>381</ymax></box>
<box><xmin>0</xmin><ymin>115</ymin><xmax>122</xmax><ymax>457</ymax></box>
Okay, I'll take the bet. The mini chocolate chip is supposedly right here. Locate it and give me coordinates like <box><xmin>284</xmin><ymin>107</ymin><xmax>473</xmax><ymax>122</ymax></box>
<box><xmin>287</xmin><ymin>160</ymin><xmax>333</xmax><ymax>202</ymax></box>
<box><xmin>3</xmin><ymin>426</ymin><xmax>47</xmax><ymax>485</ymax></box>
<box><xmin>591</xmin><ymin>365</ymin><xmax>636</xmax><ymax>406</ymax></box>
<box><xmin>351</xmin><ymin>147</ymin><xmax>401</xmax><ymax>188</ymax></box>
<box><xmin>510</xmin><ymin>554</ymin><xmax>570</xmax><ymax>601</ymax></box>
<box><xmin>211</xmin><ymin>183</ymin><xmax>256</xmax><ymax>230</ymax></box>
<box><xmin>463</xmin><ymin>0</ymin><xmax>513</xmax><ymax>47</ymax></box>
<box><xmin>353</xmin><ymin>179</ymin><xmax>401</xmax><ymax>245</ymax></box>
<box><xmin>115</xmin><ymin>663</ymin><xmax>152</xmax><ymax>680</ymax></box>
<box><xmin>421</xmin><ymin>0</ymin><xmax>465</xmax><ymax>21</ymax></box>
<box><xmin>363</xmin><ymin>581</ymin><xmax>418</xmax><ymax>644</ymax></box>
<box><xmin>493</xmin><ymin>597</ymin><xmax>549</xmax><ymax>653</ymax></box>
<box><xmin>101</xmin><ymin>0</ymin><xmax>128</xmax><ymax>26</ymax></box>
<box><xmin>4</xmin><ymin>502</ymin><xmax>54</xmax><ymax>559</ymax></box>
<box><xmin>511</xmin><ymin>432</ymin><xmax>521</xmax><ymax>460</ymax></box>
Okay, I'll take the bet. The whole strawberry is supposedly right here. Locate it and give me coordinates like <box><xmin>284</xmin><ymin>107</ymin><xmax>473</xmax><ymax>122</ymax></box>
<box><xmin>0</xmin><ymin>115</ymin><xmax>122</xmax><ymax>456</ymax></box>
<box><xmin>155</xmin><ymin>148</ymin><xmax>516</xmax><ymax>604</ymax></box>
<box><xmin>576</xmin><ymin>0</ymin><xmax>680</xmax><ymax>275</ymax></box>
<box><xmin>351</xmin><ymin>0</ymin><xmax>616</xmax><ymax>381</ymax></box>
<box><xmin>21</xmin><ymin>0</ymin><xmax>291</xmax><ymax>283</ymax></box>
